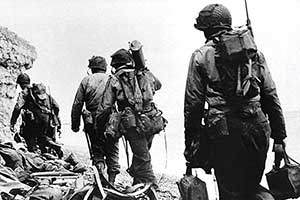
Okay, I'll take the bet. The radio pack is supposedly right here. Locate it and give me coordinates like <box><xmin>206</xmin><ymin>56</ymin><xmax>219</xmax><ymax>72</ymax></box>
<box><xmin>218</xmin><ymin>28</ymin><xmax>257</xmax><ymax>61</ymax></box>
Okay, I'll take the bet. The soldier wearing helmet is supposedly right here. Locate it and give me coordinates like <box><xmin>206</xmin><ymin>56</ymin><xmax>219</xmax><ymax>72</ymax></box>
<box><xmin>194</xmin><ymin>4</ymin><xmax>232</xmax><ymax>40</ymax></box>
<box><xmin>184</xmin><ymin>4</ymin><xmax>287</xmax><ymax>199</ymax></box>
<box><xmin>16</xmin><ymin>73</ymin><xmax>31</xmax><ymax>89</ymax></box>
<box><xmin>71</xmin><ymin>55</ymin><xmax>120</xmax><ymax>184</ymax></box>
<box><xmin>96</xmin><ymin>47</ymin><xmax>162</xmax><ymax>192</ymax></box>
<box><xmin>11</xmin><ymin>73</ymin><xmax>32</xmax><ymax>137</ymax></box>
<box><xmin>11</xmin><ymin>74</ymin><xmax>62</xmax><ymax>158</ymax></box>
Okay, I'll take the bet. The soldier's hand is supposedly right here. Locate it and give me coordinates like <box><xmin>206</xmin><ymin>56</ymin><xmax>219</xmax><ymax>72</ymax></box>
<box><xmin>273</xmin><ymin>138</ymin><xmax>287</xmax><ymax>169</ymax></box>
<box><xmin>273</xmin><ymin>138</ymin><xmax>287</xmax><ymax>153</ymax></box>
<box><xmin>184</xmin><ymin>145</ymin><xmax>192</xmax><ymax>162</ymax></box>
<box><xmin>72</xmin><ymin>127</ymin><xmax>80</xmax><ymax>133</ymax></box>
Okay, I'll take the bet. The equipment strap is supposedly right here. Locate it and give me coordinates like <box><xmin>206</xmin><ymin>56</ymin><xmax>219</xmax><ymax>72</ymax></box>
<box><xmin>163</xmin><ymin>129</ymin><xmax>168</xmax><ymax>169</ymax></box>
<box><xmin>283</xmin><ymin>149</ymin><xmax>300</xmax><ymax>166</ymax></box>
<box><xmin>122</xmin><ymin>136</ymin><xmax>130</xmax><ymax>169</ymax></box>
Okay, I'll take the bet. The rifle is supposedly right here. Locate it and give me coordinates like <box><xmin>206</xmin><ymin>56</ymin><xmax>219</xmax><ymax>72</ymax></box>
<box><xmin>82</xmin><ymin>109</ymin><xmax>95</xmax><ymax>160</ymax></box>
<box><xmin>244</xmin><ymin>0</ymin><xmax>253</xmax><ymax>37</ymax></box>
<box><xmin>31</xmin><ymin>171</ymin><xmax>79</xmax><ymax>179</ymax></box>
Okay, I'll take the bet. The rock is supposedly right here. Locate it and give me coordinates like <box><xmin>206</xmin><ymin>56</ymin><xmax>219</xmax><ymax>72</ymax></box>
<box><xmin>0</xmin><ymin>26</ymin><xmax>37</xmax><ymax>142</ymax></box>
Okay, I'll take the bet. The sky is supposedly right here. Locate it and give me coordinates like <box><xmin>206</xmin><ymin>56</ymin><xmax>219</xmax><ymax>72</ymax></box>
<box><xmin>1</xmin><ymin>0</ymin><xmax>300</xmax><ymax>177</ymax></box>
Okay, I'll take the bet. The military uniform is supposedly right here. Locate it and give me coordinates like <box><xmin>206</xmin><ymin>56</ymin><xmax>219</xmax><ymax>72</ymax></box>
<box><xmin>97</xmin><ymin>49</ymin><xmax>161</xmax><ymax>185</ymax></box>
<box><xmin>184</xmin><ymin>4</ymin><xmax>286</xmax><ymax>199</ymax></box>
<box><xmin>71</xmin><ymin>56</ymin><xmax>120</xmax><ymax>182</ymax></box>
<box><xmin>11</xmin><ymin>83</ymin><xmax>62</xmax><ymax>158</ymax></box>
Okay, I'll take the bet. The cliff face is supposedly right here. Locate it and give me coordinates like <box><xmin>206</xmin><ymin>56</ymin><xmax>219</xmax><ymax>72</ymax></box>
<box><xmin>0</xmin><ymin>26</ymin><xmax>37</xmax><ymax>142</ymax></box>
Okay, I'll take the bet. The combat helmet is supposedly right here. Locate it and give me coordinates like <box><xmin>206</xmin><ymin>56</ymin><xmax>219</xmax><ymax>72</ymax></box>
<box><xmin>110</xmin><ymin>49</ymin><xmax>133</xmax><ymax>69</ymax></box>
<box><xmin>16</xmin><ymin>73</ymin><xmax>30</xmax><ymax>85</ymax></box>
<box><xmin>88</xmin><ymin>56</ymin><xmax>107</xmax><ymax>71</ymax></box>
<box><xmin>194</xmin><ymin>4</ymin><xmax>232</xmax><ymax>31</ymax></box>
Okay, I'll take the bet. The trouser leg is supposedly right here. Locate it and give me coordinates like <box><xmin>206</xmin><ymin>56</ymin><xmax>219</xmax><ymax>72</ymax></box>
<box><xmin>146</xmin><ymin>135</ymin><xmax>155</xmax><ymax>150</ymax></box>
<box><xmin>87</xmin><ymin>129</ymin><xmax>105</xmax><ymax>166</ymax></box>
<box><xmin>23</xmin><ymin>134</ymin><xmax>37</xmax><ymax>152</ymax></box>
<box><xmin>104</xmin><ymin>136</ymin><xmax>120</xmax><ymax>183</ymax></box>
<box><xmin>37</xmin><ymin>135</ymin><xmax>48</xmax><ymax>154</ymax></box>
<box><xmin>23</xmin><ymin>126</ymin><xmax>38</xmax><ymax>152</ymax></box>
<box><xmin>213</xmin><ymin>116</ymin><xmax>270</xmax><ymax>199</ymax></box>
<box><xmin>126</xmin><ymin>130</ymin><xmax>156</xmax><ymax>185</ymax></box>
<box><xmin>45</xmin><ymin>136</ymin><xmax>63</xmax><ymax>159</ymax></box>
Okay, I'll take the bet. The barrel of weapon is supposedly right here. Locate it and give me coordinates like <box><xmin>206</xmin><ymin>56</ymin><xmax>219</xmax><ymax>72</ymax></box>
<box><xmin>129</xmin><ymin>40</ymin><xmax>146</xmax><ymax>69</ymax></box>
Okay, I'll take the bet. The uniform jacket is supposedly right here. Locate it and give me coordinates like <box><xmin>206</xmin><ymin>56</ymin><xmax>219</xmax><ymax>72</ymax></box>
<box><xmin>11</xmin><ymin>86</ymin><xmax>59</xmax><ymax>126</ymax></box>
<box><xmin>71</xmin><ymin>72</ymin><xmax>109</xmax><ymax>130</ymax></box>
<box><xmin>184</xmin><ymin>40</ymin><xmax>287</xmax><ymax>145</ymax></box>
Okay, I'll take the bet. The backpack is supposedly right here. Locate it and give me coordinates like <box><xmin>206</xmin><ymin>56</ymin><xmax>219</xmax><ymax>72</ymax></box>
<box><xmin>116</xmin><ymin>71</ymin><xmax>167</xmax><ymax>136</ymax></box>
<box><xmin>203</xmin><ymin>30</ymin><xmax>261</xmax><ymax>99</ymax></box>
<box><xmin>217</xmin><ymin>28</ymin><xmax>257</xmax><ymax>61</ymax></box>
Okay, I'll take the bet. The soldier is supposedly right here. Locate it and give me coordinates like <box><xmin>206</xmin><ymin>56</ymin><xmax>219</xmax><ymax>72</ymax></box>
<box><xmin>10</xmin><ymin>74</ymin><xmax>63</xmax><ymax>158</ymax></box>
<box><xmin>71</xmin><ymin>56</ymin><xmax>120</xmax><ymax>184</ymax></box>
<box><xmin>10</xmin><ymin>73</ymin><xmax>34</xmax><ymax>148</ymax></box>
<box><xmin>96</xmin><ymin>48</ymin><xmax>162</xmax><ymax>189</ymax></box>
<box><xmin>184</xmin><ymin>4</ymin><xmax>287</xmax><ymax>199</ymax></box>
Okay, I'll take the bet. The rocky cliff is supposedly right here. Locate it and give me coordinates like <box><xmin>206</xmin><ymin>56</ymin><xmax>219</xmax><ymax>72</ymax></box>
<box><xmin>0</xmin><ymin>26</ymin><xmax>37</xmax><ymax>142</ymax></box>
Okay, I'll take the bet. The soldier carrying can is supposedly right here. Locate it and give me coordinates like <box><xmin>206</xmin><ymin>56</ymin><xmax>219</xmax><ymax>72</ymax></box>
<box><xmin>184</xmin><ymin>3</ymin><xmax>287</xmax><ymax>199</ymax></box>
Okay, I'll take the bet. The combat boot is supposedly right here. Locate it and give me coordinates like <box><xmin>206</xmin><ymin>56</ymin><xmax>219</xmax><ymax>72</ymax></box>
<box><xmin>48</xmin><ymin>140</ymin><xmax>64</xmax><ymax>159</ymax></box>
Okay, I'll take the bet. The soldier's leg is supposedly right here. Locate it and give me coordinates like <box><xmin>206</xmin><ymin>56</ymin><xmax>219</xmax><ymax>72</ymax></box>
<box><xmin>37</xmin><ymin>135</ymin><xmax>48</xmax><ymax>154</ymax></box>
<box><xmin>214</xmin><ymin>114</ymin><xmax>271</xmax><ymax>199</ymax></box>
<box><xmin>87</xmin><ymin>128</ymin><xmax>106</xmax><ymax>172</ymax></box>
<box><xmin>23</xmin><ymin>134</ymin><xmax>37</xmax><ymax>152</ymax></box>
<box><xmin>104</xmin><ymin>136</ymin><xmax>120</xmax><ymax>184</ymax></box>
<box><xmin>146</xmin><ymin>135</ymin><xmax>155</xmax><ymax>150</ymax></box>
<box><xmin>45</xmin><ymin>136</ymin><xmax>63</xmax><ymax>159</ymax></box>
<box><xmin>126</xmin><ymin>129</ymin><xmax>156</xmax><ymax>185</ymax></box>
<box><xmin>47</xmin><ymin>126</ymin><xmax>57</xmax><ymax>142</ymax></box>
<box><xmin>22</xmin><ymin>125</ymin><xmax>38</xmax><ymax>152</ymax></box>
<box><xmin>212</xmin><ymin>116</ymin><xmax>253</xmax><ymax>199</ymax></box>
<box><xmin>252</xmin><ymin>185</ymin><xmax>274</xmax><ymax>200</ymax></box>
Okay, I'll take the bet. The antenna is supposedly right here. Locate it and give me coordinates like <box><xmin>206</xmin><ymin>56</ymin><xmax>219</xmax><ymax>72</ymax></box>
<box><xmin>244</xmin><ymin>0</ymin><xmax>253</xmax><ymax>37</ymax></box>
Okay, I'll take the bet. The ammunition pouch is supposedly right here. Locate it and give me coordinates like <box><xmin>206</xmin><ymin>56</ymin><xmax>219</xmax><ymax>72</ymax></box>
<box><xmin>120</xmin><ymin>107</ymin><xmax>137</xmax><ymax>132</ymax></box>
<box><xmin>238</xmin><ymin>102</ymin><xmax>261</xmax><ymax>119</ymax></box>
<box><xmin>218</xmin><ymin>29</ymin><xmax>257</xmax><ymax>61</ymax></box>
<box><xmin>204</xmin><ymin>108</ymin><xmax>229</xmax><ymax>139</ymax></box>
<box><xmin>104</xmin><ymin>111</ymin><xmax>122</xmax><ymax>140</ymax></box>
<box><xmin>119</xmin><ymin>104</ymin><xmax>167</xmax><ymax>137</ymax></box>
<box><xmin>82</xmin><ymin>109</ymin><xmax>93</xmax><ymax>132</ymax></box>
<box><xmin>136</xmin><ymin>104</ymin><xmax>167</xmax><ymax>136</ymax></box>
